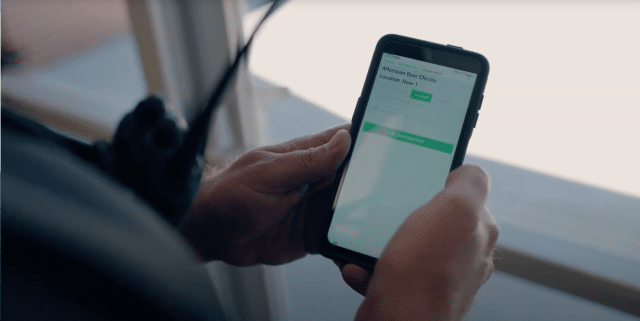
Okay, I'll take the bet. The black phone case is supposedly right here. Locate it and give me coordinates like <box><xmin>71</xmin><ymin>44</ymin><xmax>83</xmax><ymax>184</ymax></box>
<box><xmin>316</xmin><ymin>34</ymin><xmax>489</xmax><ymax>271</ymax></box>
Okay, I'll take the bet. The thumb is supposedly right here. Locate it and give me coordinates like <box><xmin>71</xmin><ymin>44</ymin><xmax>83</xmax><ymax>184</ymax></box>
<box><xmin>444</xmin><ymin>164</ymin><xmax>491</xmax><ymax>203</ymax></box>
<box><xmin>341</xmin><ymin>264</ymin><xmax>372</xmax><ymax>296</ymax></box>
<box><xmin>272</xmin><ymin>129</ymin><xmax>350</xmax><ymax>189</ymax></box>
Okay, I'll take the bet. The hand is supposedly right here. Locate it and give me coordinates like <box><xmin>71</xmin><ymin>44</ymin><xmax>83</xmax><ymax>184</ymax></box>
<box><xmin>179</xmin><ymin>125</ymin><xmax>351</xmax><ymax>266</ymax></box>
<box><xmin>343</xmin><ymin>165</ymin><xmax>498</xmax><ymax>321</ymax></box>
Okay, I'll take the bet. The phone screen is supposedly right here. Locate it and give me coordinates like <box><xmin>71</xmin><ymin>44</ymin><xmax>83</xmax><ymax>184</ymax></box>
<box><xmin>327</xmin><ymin>52</ymin><xmax>478</xmax><ymax>258</ymax></box>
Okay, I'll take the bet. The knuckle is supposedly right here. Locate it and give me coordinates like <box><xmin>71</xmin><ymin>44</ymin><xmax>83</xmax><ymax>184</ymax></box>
<box><xmin>487</xmin><ymin>221</ymin><xmax>500</xmax><ymax>248</ymax></box>
<box><xmin>301</xmin><ymin>148</ymin><xmax>316</xmax><ymax>168</ymax></box>
<box><xmin>301</xmin><ymin>146</ymin><xmax>326</xmax><ymax>170</ymax></box>
<box><xmin>484</xmin><ymin>258</ymin><xmax>495</xmax><ymax>282</ymax></box>
<box><xmin>241</xmin><ymin>150</ymin><xmax>261</xmax><ymax>163</ymax></box>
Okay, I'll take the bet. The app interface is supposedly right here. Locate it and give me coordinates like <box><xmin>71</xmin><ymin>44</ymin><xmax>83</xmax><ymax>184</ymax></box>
<box><xmin>328</xmin><ymin>53</ymin><xmax>477</xmax><ymax>258</ymax></box>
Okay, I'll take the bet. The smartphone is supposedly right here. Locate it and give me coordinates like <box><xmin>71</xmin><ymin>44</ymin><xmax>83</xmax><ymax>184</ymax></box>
<box><xmin>317</xmin><ymin>34</ymin><xmax>489</xmax><ymax>270</ymax></box>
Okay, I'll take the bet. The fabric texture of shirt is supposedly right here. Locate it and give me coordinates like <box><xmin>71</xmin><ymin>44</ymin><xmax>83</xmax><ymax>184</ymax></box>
<box><xmin>2</xmin><ymin>108</ymin><xmax>225</xmax><ymax>320</ymax></box>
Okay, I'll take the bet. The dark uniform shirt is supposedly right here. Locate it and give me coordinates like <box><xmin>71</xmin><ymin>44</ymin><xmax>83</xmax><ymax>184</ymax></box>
<box><xmin>2</xmin><ymin>108</ymin><xmax>225</xmax><ymax>320</ymax></box>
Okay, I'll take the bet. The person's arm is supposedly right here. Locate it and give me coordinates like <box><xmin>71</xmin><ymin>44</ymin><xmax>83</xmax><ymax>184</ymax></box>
<box><xmin>343</xmin><ymin>165</ymin><xmax>498</xmax><ymax>320</ymax></box>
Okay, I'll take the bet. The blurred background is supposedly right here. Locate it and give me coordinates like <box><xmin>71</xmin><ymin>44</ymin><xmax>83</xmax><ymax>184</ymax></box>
<box><xmin>2</xmin><ymin>1</ymin><xmax>639</xmax><ymax>320</ymax></box>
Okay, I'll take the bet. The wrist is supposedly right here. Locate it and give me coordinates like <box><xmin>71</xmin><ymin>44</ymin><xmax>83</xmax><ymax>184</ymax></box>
<box><xmin>180</xmin><ymin>177</ymin><xmax>229</xmax><ymax>262</ymax></box>
<box><xmin>356</xmin><ymin>290</ymin><xmax>453</xmax><ymax>321</ymax></box>
<box><xmin>356</xmin><ymin>264</ymin><xmax>457</xmax><ymax>321</ymax></box>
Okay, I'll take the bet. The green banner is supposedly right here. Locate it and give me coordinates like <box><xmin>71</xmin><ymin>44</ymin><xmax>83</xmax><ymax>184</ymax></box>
<box><xmin>362</xmin><ymin>122</ymin><xmax>453</xmax><ymax>154</ymax></box>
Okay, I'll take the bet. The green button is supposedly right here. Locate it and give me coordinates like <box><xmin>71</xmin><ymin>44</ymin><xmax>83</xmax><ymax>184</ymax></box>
<box><xmin>410</xmin><ymin>90</ymin><xmax>432</xmax><ymax>102</ymax></box>
<box><xmin>362</xmin><ymin>122</ymin><xmax>453</xmax><ymax>154</ymax></box>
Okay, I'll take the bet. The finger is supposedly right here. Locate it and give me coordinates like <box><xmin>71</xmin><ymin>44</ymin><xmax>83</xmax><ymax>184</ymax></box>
<box><xmin>263</xmin><ymin>123</ymin><xmax>351</xmax><ymax>154</ymax></box>
<box><xmin>443</xmin><ymin>164</ymin><xmax>491</xmax><ymax>205</ymax></box>
<box><xmin>341</xmin><ymin>264</ymin><xmax>372</xmax><ymax>296</ymax></box>
<box><xmin>399</xmin><ymin>164</ymin><xmax>490</xmax><ymax>239</ymax></box>
<box><xmin>268</xmin><ymin>129</ymin><xmax>351</xmax><ymax>189</ymax></box>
